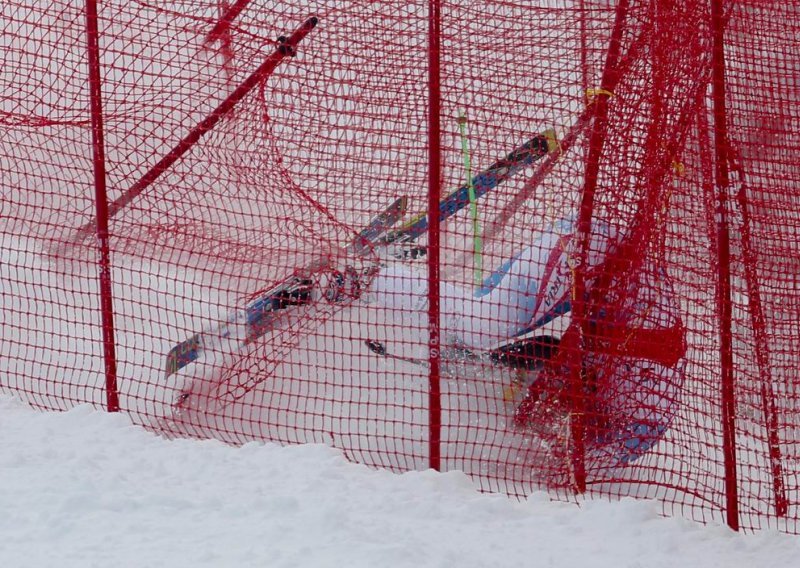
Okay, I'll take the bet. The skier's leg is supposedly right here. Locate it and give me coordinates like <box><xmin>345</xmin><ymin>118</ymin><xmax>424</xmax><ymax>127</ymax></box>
<box><xmin>456</xmin><ymin>232</ymin><xmax>564</xmax><ymax>349</ymax></box>
<box><xmin>367</xmin><ymin>263</ymin><xmax>472</xmax><ymax>331</ymax></box>
<box><xmin>367</xmin><ymin>232</ymin><xmax>563</xmax><ymax>350</ymax></box>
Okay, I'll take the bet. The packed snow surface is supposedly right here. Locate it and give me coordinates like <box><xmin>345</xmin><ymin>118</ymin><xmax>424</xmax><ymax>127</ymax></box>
<box><xmin>1</xmin><ymin>395</ymin><xmax>797</xmax><ymax>568</ymax></box>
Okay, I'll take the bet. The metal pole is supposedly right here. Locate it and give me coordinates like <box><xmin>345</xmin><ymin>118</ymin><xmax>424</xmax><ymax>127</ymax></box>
<box><xmin>427</xmin><ymin>0</ymin><xmax>443</xmax><ymax>471</ymax></box>
<box><xmin>709</xmin><ymin>0</ymin><xmax>740</xmax><ymax>531</ymax></box>
<box><xmin>569</xmin><ymin>0</ymin><xmax>630</xmax><ymax>493</ymax></box>
<box><xmin>735</xmin><ymin>175</ymin><xmax>788</xmax><ymax>518</ymax></box>
<box><xmin>85</xmin><ymin>0</ymin><xmax>119</xmax><ymax>412</ymax></box>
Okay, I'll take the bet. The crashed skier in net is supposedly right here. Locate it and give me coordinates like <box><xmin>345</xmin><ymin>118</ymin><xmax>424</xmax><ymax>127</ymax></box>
<box><xmin>324</xmin><ymin>215</ymin><xmax>686</xmax><ymax>472</ymax></box>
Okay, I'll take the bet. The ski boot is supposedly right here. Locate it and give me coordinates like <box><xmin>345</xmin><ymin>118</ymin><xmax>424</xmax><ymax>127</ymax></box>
<box><xmin>271</xmin><ymin>276</ymin><xmax>315</xmax><ymax>309</ymax></box>
<box><xmin>323</xmin><ymin>264</ymin><xmax>380</xmax><ymax>304</ymax></box>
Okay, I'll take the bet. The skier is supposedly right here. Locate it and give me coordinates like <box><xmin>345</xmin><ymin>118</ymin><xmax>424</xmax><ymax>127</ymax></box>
<box><xmin>325</xmin><ymin>214</ymin><xmax>686</xmax><ymax>472</ymax></box>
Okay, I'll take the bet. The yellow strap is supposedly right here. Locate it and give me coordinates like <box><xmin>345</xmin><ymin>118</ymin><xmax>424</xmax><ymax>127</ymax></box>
<box><xmin>543</xmin><ymin>128</ymin><xmax>561</xmax><ymax>155</ymax></box>
<box><xmin>585</xmin><ymin>87</ymin><xmax>615</xmax><ymax>105</ymax></box>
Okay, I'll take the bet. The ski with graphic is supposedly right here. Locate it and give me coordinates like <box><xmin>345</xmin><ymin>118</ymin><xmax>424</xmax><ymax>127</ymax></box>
<box><xmin>381</xmin><ymin>129</ymin><xmax>558</xmax><ymax>245</ymax></box>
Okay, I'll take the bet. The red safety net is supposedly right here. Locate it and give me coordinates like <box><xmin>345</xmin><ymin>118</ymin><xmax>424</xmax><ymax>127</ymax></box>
<box><xmin>2</xmin><ymin>0</ymin><xmax>799</xmax><ymax>532</ymax></box>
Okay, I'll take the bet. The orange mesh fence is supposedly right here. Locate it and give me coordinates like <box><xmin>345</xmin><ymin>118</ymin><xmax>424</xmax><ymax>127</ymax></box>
<box><xmin>2</xmin><ymin>0</ymin><xmax>799</xmax><ymax>532</ymax></box>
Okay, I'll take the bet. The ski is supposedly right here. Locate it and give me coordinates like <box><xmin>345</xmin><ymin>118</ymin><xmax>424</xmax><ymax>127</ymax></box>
<box><xmin>381</xmin><ymin>129</ymin><xmax>558</xmax><ymax>245</ymax></box>
<box><xmin>365</xmin><ymin>335</ymin><xmax>560</xmax><ymax>372</ymax></box>
<box><xmin>164</xmin><ymin>196</ymin><xmax>408</xmax><ymax>379</ymax></box>
<box><xmin>366</xmin><ymin>335</ymin><xmax>560</xmax><ymax>404</ymax></box>
<box><xmin>164</xmin><ymin>276</ymin><xmax>315</xmax><ymax>379</ymax></box>
<box><xmin>364</xmin><ymin>339</ymin><xmax>432</xmax><ymax>368</ymax></box>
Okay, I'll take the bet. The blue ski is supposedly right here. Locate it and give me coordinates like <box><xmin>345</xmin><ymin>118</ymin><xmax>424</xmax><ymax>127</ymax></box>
<box><xmin>383</xmin><ymin>129</ymin><xmax>557</xmax><ymax>244</ymax></box>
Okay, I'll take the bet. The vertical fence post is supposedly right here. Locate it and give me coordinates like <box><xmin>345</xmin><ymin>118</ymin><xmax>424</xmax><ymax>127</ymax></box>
<box><xmin>84</xmin><ymin>0</ymin><xmax>120</xmax><ymax>412</ymax></box>
<box><xmin>427</xmin><ymin>0</ymin><xmax>443</xmax><ymax>471</ymax></box>
<box><xmin>736</xmin><ymin>176</ymin><xmax>788</xmax><ymax>518</ymax></box>
<box><xmin>709</xmin><ymin>0</ymin><xmax>739</xmax><ymax>531</ymax></box>
<box><xmin>569</xmin><ymin>0</ymin><xmax>630</xmax><ymax>493</ymax></box>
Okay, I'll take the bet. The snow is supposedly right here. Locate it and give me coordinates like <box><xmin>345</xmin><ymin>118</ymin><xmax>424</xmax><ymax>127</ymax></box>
<box><xmin>1</xmin><ymin>395</ymin><xmax>797</xmax><ymax>568</ymax></box>
<box><xmin>4</xmin><ymin>2</ymin><xmax>800</xmax><ymax>563</ymax></box>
